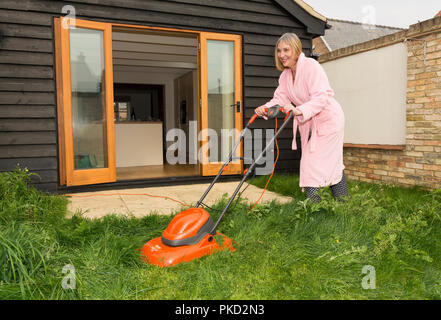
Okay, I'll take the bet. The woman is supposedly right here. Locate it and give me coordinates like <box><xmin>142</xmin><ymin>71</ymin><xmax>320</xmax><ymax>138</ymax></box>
<box><xmin>255</xmin><ymin>33</ymin><xmax>348</xmax><ymax>202</ymax></box>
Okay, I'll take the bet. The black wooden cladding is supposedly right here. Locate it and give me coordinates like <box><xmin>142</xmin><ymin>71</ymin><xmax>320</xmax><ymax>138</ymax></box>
<box><xmin>0</xmin><ymin>79</ymin><xmax>55</xmax><ymax>92</ymax></box>
<box><xmin>0</xmin><ymin>50</ymin><xmax>53</xmax><ymax>66</ymax></box>
<box><xmin>0</xmin><ymin>145</ymin><xmax>57</xmax><ymax>158</ymax></box>
<box><xmin>0</xmin><ymin>105</ymin><xmax>56</xmax><ymax>118</ymax></box>
<box><xmin>0</xmin><ymin>0</ymin><xmax>324</xmax><ymax>192</ymax></box>
<box><xmin>0</xmin><ymin>23</ymin><xmax>53</xmax><ymax>39</ymax></box>
<box><xmin>0</xmin><ymin>92</ymin><xmax>55</xmax><ymax>105</ymax></box>
<box><xmin>0</xmin><ymin>132</ymin><xmax>56</xmax><ymax>145</ymax></box>
<box><xmin>0</xmin><ymin>157</ymin><xmax>57</xmax><ymax>170</ymax></box>
<box><xmin>0</xmin><ymin>10</ymin><xmax>53</xmax><ymax>26</ymax></box>
<box><xmin>0</xmin><ymin>119</ymin><xmax>56</xmax><ymax>132</ymax></box>
<box><xmin>0</xmin><ymin>65</ymin><xmax>54</xmax><ymax>78</ymax></box>
<box><xmin>0</xmin><ymin>37</ymin><xmax>53</xmax><ymax>53</ymax></box>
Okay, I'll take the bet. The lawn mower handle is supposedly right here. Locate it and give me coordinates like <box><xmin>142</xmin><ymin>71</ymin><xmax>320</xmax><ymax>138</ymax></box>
<box><xmin>196</xmin><ymin>105</ymin><xmax>289</xmax><ymax>209</ymax></box>
<box><xmin>194</xmin><ymin>105</ymin><xmax>294</xmax><ymax>235</ymax></box>
<box><xmin>208</xmin><ymin>110</ymin><xmax>293</xmax><ymax>235</ymax></box>
<box><xmin>249</xmin><ymin>105</ymin><xmax>290</xmax><ymax>124</ymax></box>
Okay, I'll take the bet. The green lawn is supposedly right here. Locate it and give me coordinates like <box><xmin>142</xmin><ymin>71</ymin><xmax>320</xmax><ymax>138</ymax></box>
<box><xmin>1</xmin><ymin>167</ymin><xmax>441</xmax><ymax>299</ymax></box>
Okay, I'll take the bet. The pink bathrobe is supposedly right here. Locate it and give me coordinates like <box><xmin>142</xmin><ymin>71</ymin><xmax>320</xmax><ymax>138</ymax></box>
<box><xmin>265</xmin><ymin>52</ymin><xmax>345</xmax><ymax>190</ymax></box>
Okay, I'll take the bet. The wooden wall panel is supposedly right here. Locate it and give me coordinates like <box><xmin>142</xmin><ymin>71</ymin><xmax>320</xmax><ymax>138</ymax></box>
<box><xmin>0</xmin><ymin>132</ymin><xmax>57</xmax><ymax>145</ymax></box>
<box><xmin>0</xmin><ymin>0</ymin><xmax>324</xmax><ymax>191</ymax></box>
<box><xmin>0</xmin><ymin>51</ymin><xmax>54</xmax><ymax>66</ymax></box>
<box><xmin>0</xmin><ymin>157</ymin><xmax>58</xmax><ymax>171</ymax></box>
<box><xmin>0</xmin><ymin>105</ymin><xmax>56</xmax><ymax>118</ymax></box>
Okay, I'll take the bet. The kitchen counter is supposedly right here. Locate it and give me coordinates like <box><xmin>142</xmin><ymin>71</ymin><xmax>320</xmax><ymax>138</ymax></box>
<box><xmin>115</xmin><ymin>122</ymin><xmax>163</xmax><ymax>167</ymax></box>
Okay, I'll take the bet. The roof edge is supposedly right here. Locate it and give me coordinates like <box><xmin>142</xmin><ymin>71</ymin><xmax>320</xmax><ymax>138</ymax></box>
<box><xmin>320</xmin><ymin>35</ymin><xmax>332</xmax><ymax>51</ymax></box>
<box><xmin>274</xmin><ymin>0</ymin><xmax>327</xmax><ymax>35</ymax></box>
<box><xmin>327</xmin><ymin>18</ymin><xmax>405</xmax><ymax>30</ymax></box>
<box><xmin>293</xmin><ymin>0</ymin><xmax>327</xmax><ymax>23</ymax></box>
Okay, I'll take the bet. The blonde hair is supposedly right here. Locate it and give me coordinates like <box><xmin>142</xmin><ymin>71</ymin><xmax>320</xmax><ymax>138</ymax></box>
<box><xmin>274</xmin><ymin>33</ymin><xmax>302</xmax><ymax>71</ymax></box>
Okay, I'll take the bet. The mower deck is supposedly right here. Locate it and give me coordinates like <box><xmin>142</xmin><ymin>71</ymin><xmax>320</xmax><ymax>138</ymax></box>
<box><xmin>141</xmin><ymin>233</ymin><xmax>235</xmax><ymax>267</ymax></box>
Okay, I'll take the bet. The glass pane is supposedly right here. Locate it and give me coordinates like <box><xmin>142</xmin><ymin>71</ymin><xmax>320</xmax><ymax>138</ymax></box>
<box><xmin>207</xmin><ymin>40</ymin><xmax>235</xmax><ymax>162</ymax></box>
<box><xmin>69</xmin><ymin>28</ymin><xmax>107</xmax><ymax>170</ymax></box>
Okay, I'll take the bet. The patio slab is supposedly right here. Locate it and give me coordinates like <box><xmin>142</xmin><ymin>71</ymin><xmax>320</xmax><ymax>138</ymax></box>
<box><xmin>65</xmin><ymin>181</ymin><xmax>293</xmax><ymax>219</ymax></box>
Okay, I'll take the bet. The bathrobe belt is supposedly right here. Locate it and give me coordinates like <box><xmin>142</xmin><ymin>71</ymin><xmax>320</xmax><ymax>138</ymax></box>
<box><xmin>292</xmin><ymin>117</ymin><xmax>317</xmax><ymax>153</ymax></box>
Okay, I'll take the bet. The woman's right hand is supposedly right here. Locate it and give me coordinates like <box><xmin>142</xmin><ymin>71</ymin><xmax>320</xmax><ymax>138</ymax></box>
<box><xmin>254</xmin><ymin>105</ymin><xmax>268</xmax><ymax>120</ymax></box>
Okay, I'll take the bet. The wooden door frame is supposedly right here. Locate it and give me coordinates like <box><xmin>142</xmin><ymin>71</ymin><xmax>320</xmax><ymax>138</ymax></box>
<box><xmin>55</xmin><ymin>17</ymin><xmax>243</xmax><ymax>186</ymax></box>
<box><xmin>199</xmin><ymin>32</ymin><xmax>243</xmax><ymax>176</ymax></box>
<box><xmin>55</xmin><ymin>18</ymin><xmax>116</xmax><ymax>186</ymax></box>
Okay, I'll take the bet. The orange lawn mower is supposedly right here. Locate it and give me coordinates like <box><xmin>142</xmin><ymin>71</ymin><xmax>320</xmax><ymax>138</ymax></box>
<box><xmin>140</xmin><ymin>105</ymin><xmax>293</xmax><ymax>267</ymax></box>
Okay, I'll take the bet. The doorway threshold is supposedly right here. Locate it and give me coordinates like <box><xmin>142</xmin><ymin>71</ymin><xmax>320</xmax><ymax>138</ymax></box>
<box><xmin>57</xmin><ymin>174</ymin><xmax>242</xmax><ymax>195</ymax></box>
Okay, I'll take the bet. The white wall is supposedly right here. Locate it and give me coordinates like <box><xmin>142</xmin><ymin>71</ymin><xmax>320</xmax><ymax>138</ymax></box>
<box><xmin>321</xmin><ymin>43</ymin><xmax>407</xmax><ymax>145</ymax></box>
<box><xmin>113</xmin><ymin>70</ymin><xmax>176</xmax><ymax>148</ymax></box>
<box><xmin>115</xmin><ymin>123</ymin><xmax>163</xmax><ymax>167</ymax></box>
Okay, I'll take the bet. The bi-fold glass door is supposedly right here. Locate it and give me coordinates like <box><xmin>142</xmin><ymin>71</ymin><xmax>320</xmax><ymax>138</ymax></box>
<box><xmin>56</xmin><ymin>18</ymin><xmax>115</xmax><ymax>186</ymax></box>
<box><xmin>199</xmin><ymin>33</ymin><xmax>243</xmax><ymax>176</ymax></box>
<box><xmin>55</xmin><ymin>18</ymin><xmax>242</xmax><ymax>186</ymax></box>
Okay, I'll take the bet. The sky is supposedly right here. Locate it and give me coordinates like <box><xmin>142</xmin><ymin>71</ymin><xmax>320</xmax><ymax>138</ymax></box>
<box><xmin>304</xmin><ymin>0</ymin><xmax>441</xmax><ymax>29</ymax></box>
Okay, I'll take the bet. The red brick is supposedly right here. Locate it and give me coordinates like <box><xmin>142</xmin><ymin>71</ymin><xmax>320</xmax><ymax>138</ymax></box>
<box><xmin>414</xmin><ymin>121</ymin><xmax>435</xmax><ymax>128</ymax></box>
<box><xmin>406</xmin><ymin>139</ymin><xmax>424</xmax><ymax>145</ymax></box>
<box><xmin>366</xmin><ymin>174</ymin><xmax>381</xmax><ymax>181</ymax></box>
<box><xmin>373</xmin><ymin>169</ymin><xmax>388</xmax><ymax>176</ymax></box>
<box><xmin>406</xmin><ymin>163</ymin><xmax>424</xmax><ymax>169</ymax></box>
<box><xmin>415</xmin><ymin>97</ymin><xmax>434</xmax><ymax>104</ymax></box>
<box><xmin>424</xmin><ymin>164</ymin><xmax>441</xmax><ymax>171</ymax></box>
<box><xmin>381</xmin><ymin>154</ymin><xmax>398</xmax><ymax>161</ymax></box>
<box><xmin>359</xmin><ymin>167</ymin><xmax>373</xmax><ymax>173</ymax></box>
<box><xmin>367</xmin><ymin>153</ymin><xmax>382</xmax><ymax>160</ymax></box>
<box><xmin>424</xmin><ymin>114</ymin><xmax>441</xmax><ymax>120</ymax></box>
<box><xmin>416</xmin><ymin>169</ymin><xmax>434</xmax><ymax>176</ymax></box>
<box><xmin>426</xmin><ymin>51</ymin><xmax>441</xmax><ymax>60</ymax></box>
<box><xmin>388</xmin><ymin>160</ymin><xmax>405</xmax><ymax>167</ymax></box>
<box><xmin>398</xmin><ymin>178</ymin><xmax>416</xmax><ymax>185</ymax></box>
<box><xmin>352</xmin><ymin>171</ymin><xmax>366</xmax><ymax>178</ymax></box>
<box><xmin>381</xmin><ymin>175</ymin><xmax>398</xmax><ymax>183</ymax></box>
<box><xmin>389</xmin><ymin>171</ymin><xmax>405</xmax><ymax>178</ymax></box>
<box><xmin>416</xmin><ymin>72</ymin><xmax>437</xmax><ymax>80</ymax></box>
<box><xmin>424</xmin><ymin>140</ymin><xmax>441</xmax><ymax>146</ymax></box>
<box><xmin>407</xmin><ymin>79</ymin><xmax>425</xmax><ymax>87</ymax></box>
<box><xmin>407</xmin><ymin>91</ymin><xmax>426</xmax><ymax>98</ymax></box>
<box><xmin>398</xmin><ymin>167</ymin><xmax>416</xmax><ymax>174</ymax></box>
<box><xmin>414</xmin><ymin>146</ymin><xmax>434</xmax><ymax>152</ymax></box>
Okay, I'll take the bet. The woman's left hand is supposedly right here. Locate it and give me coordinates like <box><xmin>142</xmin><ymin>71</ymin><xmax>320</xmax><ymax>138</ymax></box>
<box><xmin>283</xmin><ymin>105</ymin><xmax>302</xmax><ymax>116</ymax></box>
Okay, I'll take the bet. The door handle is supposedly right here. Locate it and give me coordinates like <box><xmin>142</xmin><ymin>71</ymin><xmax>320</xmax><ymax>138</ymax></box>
<box><xmin>230</xmin><ymin>101</ymin><xmax>241</xmax><ymax>113</ymax></box>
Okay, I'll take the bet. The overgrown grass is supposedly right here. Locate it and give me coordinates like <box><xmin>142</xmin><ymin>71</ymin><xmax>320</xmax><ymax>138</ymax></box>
<box><xmin>1</xmin><ymin>167</ymin><xmax>441</xmax><ymax>299</ymax></box>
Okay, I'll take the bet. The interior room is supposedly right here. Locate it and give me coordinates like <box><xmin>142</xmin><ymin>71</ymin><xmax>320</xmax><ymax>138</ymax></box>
<box><xmin>111</xmin><ymin>27</ymin><xmax>199</xmax><ymax>181</ymax></box>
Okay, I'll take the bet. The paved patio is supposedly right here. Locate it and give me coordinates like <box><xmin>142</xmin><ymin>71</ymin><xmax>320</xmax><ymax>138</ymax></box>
<box><xmin>66</xmin><ymin>181</ymin><xmax>293</xmax><ymax>219</ymax></box>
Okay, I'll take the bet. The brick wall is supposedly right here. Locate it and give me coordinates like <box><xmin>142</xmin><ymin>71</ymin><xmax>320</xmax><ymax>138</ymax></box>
<box><xmin>319</xmin><ymin>16</ymin><xmax>441</xmax><ymax>190</ymax></box>
<box><xmin>313</xmin><ymin>36</ymin><xmax>330</xmax><ymax>56</ymax></box>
